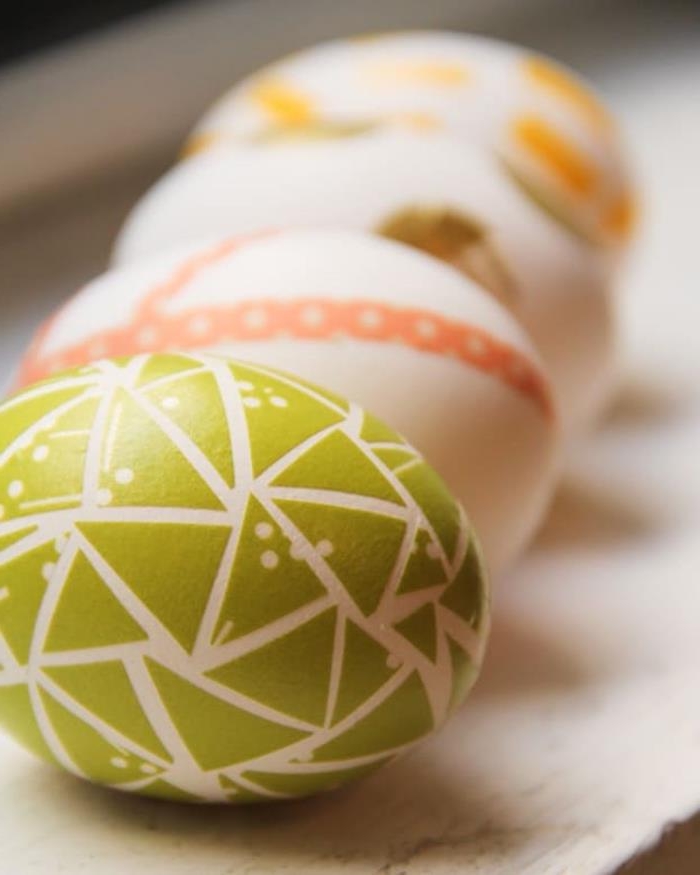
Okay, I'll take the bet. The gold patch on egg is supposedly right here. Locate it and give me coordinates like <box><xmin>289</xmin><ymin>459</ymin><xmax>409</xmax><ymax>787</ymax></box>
<box><xmin>249</xmin><ymin>78</ymin><xmax>316</xmax><ymax>125</ymax></box>
<box><xmin>377</xmin><ymin>206</ymin><xmax>517</xmax><ymax>308</ymax></box>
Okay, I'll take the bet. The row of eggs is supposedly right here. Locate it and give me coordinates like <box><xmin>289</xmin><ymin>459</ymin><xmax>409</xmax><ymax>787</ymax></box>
<box><xmin>0</xmin><ymin>32</ymin><xmax>634</xmax><ymax>803</ymax></box>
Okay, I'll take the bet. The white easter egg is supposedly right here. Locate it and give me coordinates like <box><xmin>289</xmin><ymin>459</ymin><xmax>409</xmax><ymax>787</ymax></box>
<box><xmin>189</xmin><ymin>30</ymin><xmax>636</xmax><ymax>251</ymax></box>
<box><xmin>114</xmin><ymin>128</ymin><xmax>615</xmax><ymax>432</ymax></box>
<box><xmin>20</xmin><ymin>229</ymin><xmax>559</xmax><ymax>573</ymax></box>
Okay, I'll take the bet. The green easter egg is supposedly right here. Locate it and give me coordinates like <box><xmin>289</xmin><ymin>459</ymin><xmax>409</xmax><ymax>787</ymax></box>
<box><xmin>0</xmin><ymin>353</ymin><xmax>489</xmax><ymax>802</ymax></box>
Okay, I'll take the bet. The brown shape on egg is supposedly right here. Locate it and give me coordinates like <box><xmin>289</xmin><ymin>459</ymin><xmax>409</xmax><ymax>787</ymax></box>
<box><xmin>377</xmin><ymin>206</ymin><xmax>518</xmax><ymax>308</ymax></box>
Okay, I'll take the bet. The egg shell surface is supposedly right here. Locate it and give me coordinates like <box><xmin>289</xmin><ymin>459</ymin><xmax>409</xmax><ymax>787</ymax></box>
<box><xmin>22</xmin><ymin>229</ymin><xmax>559</xmax><ymax>572</ymax></box>
<box><xmin>114</xmin><ymin>131</ymin><xmax>616</xmax><ymax>433</ymax></box>
<box><xmin>0</xmin><ymin>352</ymin><xmax>489</xmax><ymax>802</ymax></box>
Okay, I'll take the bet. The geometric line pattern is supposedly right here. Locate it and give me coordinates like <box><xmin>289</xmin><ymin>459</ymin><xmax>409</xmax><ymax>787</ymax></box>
<box><xmin>0</xmin><ymin>353</ymin><xmax>489</xmax><ymax>802</ymax></box>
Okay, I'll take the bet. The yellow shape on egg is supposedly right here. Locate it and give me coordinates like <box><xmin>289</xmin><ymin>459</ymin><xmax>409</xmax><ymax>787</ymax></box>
<box><xmin>368</xmin><ymin>61</ymin><xmax>470</xmax><ymax>88</ymax></box>
<box><xmin>180</xmin><ymin>131</ymin><xmax>221</xmax><ymax>159</ymax></box>
<box><xmin>601</xmin><ymin>189</ymin><xmax>637</xmax><ymax>242</ymax></box>
<box><xmin>391</xmin><ymin>111</ymin><xmax>442</xmax><ymax>132</ymax></box>
<box><xmin>249</xmin><ymin>78</ymin><xmax>316</xmax><ymax>125</ymax></box>
<box><xmin>523</xmin><ymin>56</ymin><xmax>613</xmax><ymax>132</ymax></box>
<box><xmin>511</xmin><ymin>114</ymin><xmax>599</xmax><ymax>197</ymax></box>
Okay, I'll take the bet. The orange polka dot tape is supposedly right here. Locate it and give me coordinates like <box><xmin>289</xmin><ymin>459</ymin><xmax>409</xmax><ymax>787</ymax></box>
<box><xmin>18</xmin><ymin>240</ymin><xmax>553</xmax><ymax>420</ymax></box>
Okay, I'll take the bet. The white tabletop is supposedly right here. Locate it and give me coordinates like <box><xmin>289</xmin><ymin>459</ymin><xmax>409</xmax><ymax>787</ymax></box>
<box><xmin>0</xmin><ymin>1</ymin><xmax>699</xmax><ymax>872</ymax></box>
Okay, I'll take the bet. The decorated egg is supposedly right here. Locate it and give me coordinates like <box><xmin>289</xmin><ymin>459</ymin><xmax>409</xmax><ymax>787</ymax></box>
<box><xmin>113</xmin><ymin>128</ymin><xmax>615</xmax><ymax>433</ymax></box>
<box><xmin>0</xmin><ymin>353</ymin><xmax>489</xmax><ymax>802</ymax></box>
<box><xmin>19</xmin><ymin>229</ymin><xmax>559</xmax><ymax>573</ymax></box>
<box><xmin>187</xmin><ymin>30</ymin><xmax>636</xmax><ymax>251</ymax></box>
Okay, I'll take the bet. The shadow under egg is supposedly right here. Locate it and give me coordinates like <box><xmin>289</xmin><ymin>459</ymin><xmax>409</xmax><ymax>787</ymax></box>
<box><xmin>603</xmin><ymin>372</ymin><xmax>694</xmax><ymax>431</ymax></box>
<box><xmin>532</xmin><ymin>474</ymin><xmax>669</xmax><ymax>554</ymax></box>
<box><xmin>12</xmin><ymin>742</ymin><xmax>535</xmax><ymax>871</ymax></box>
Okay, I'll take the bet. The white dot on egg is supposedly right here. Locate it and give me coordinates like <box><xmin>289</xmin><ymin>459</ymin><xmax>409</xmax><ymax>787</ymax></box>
<box><xmin>243</xmin><ymin>396</ymin><xmax>262</xmax><ymax>408</ymax></box>
<box><xmin>0</xmin><ymin>505</ymin><xmax>5</xmax><ymax>520</ymax></box>
<box><xmin>243</xmin><ymin>308</ymin><xmax>268</xmax><ymax>330</ymax></box>
<box><xmin>96</xmin><ymin>488</ymin><xmax>113</xmax><ymax>506</ymax></box>
<box><xmin>316</xmin><ymin>539</ymin><xmax>334</xmax><ymax>557</ymax></box>
<box><xmin>270</xmin><ymin>396</ymin><xmax>288</xmax><ymax>408</ymax></box>
<box><xmin>110</xmin><ymin>757</ymin><xmax>128</xmax><ymax>769</ymax></box>
<box><xmin>261</xmin><ymin>550</ymin><xmax>279</xmax><ymax>569</ymax></box>
<box><xmin>301</xmin><ymin>306</ymin><xmax>324</xmax><ymax>327</ymax></box>
<box><xmin>263</xmin><ymin>387</ymin><xmax>274</xmax><ymax>394</ymax></box>
<box><xmin>189</xmin><ymin>315</ymin><xmax>212</xmax><ymax>336</ymax></box>
<box><xmin>139</xmin><ymin>763</ymin><xmax>158</xmax><ymax>775</ymax></box>
<box><xmin>138</xmin><ymin>327</ymin><xmax>158</xmax><ymax>347</ymax></box>
<box><xmin>360</xmin><ymin>308</ymin><xmax>382</xmax><ymax>329</ymax></box>
<box><xmin>466</xmin><ymin>334</ymin><xmax>487</xmax><ymax>356</ymax></box>
<box><xmin>42</xmin><ymin>562</ymin><xmax>56</xmax><ymax>582</ymax></box>
<box><xmin>237</xmin><ymin>381</ymin><xmax>254</xmax><ymax>392</ymax></box>
<box><xmin>32</xmin><ymin>445</ymin><xmax>49</xmax><ymax>462</ymax></box>
<box><xmin>415</xmin><ymin>318</ymin><xmax>437</xmax><ymax>339</ymax></box>
<box><xmin>0</xmin><ymin>587</ymin><xmax>9</xmax><ymax>603</ymax></box>
<box><xmin>255</xmin><ymin>522</ymin><xmax>273</xmax><ymax>540</ymax></box>
<box><xmin>161</xmin><ymin>396</ymin><xmax>179</xmax><ymax>410</ymax></box>
<box><xmin>8</xmin><ymin>481</ymin><xmax>24</xmax><ymax>499</ymax></box>
<box><xmin>115</xmin><ymin>467</ymin><xmax>134</xmax><ymax>485</ymax></box>
<box><xmin>89</xmin><ymin>341</ymin><xmax>107</xmax><ymax>358</ymax></box>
